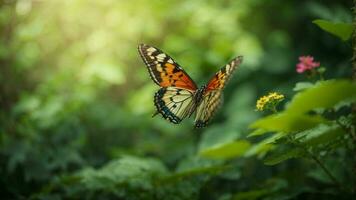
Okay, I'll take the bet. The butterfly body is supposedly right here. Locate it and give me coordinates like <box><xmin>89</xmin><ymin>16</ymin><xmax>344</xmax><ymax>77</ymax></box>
<box><xmin>194</xmin><ymin>86</ymin><xmax>207</xmax><ymax>105</ymax></box>
<box><xmin>138</xmin><ymin>44</ymin><xmax>243</xmax><ymax>128</ymax></box>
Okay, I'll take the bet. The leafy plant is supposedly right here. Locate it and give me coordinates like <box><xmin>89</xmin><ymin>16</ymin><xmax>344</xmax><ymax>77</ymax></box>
<box><xmin>0</xmin><ymin>1</ymin><xmax>354</xmax><ymax>199</ymax></box>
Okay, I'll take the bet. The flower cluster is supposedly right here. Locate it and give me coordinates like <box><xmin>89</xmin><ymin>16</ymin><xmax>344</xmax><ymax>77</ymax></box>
<box><xmin>256</xmin><ymin>92</ymin><xmax>284</xmax><ymax>112</ymax></box>
<box><xmin>296</xmin><ymin>55</ymin><xmax>320</xmax><ymax>73</ymax></box>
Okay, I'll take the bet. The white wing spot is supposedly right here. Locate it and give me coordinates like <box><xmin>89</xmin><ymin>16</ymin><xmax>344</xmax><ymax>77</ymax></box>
<box><xmin>156</xmin><ymin>53</ymin><xmax>166</xmax><ymax>62</ymax></box>
<box><xmin>147</xmin><ymin>47</ymin><xmax>156</xmax><ymax>56</ymax></box>
<box><xmin>147</xmin><ymin>47</ymin><xmax>156</xmax><ymax>52</ymax></box>
<box><xmin>157</xmin><ymin>65</ymin><xmax>163</xmax><ymax>72</ymax></box>
<box><xmin>225</xmin><ymin>64</ymin><xmax>230</xmax><ymax>71</ymax></box>
<box><xmin>157</xmin><ymin>53</ymin><xmax>166</xmax><ymax>59</ymax></box>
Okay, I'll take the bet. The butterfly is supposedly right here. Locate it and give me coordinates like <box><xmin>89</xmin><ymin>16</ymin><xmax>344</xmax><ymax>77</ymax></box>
<box><xmin>138</xmin><ymin>44</ymin><xmax>243</xmax><ymax>128</ymax></box>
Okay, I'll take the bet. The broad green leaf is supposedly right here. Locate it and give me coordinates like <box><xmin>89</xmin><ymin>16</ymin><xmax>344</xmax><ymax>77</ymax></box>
<box><xmin>293</xmin><ymin>82</ymin><xmax>314</xmax><ymax>92</ymax></box>
<box><xmin>198</xmin><ymin>126</ymin><xmax>240</xmax><ymax>151</ymax></box>
<box><xmin>286</xmin><ymin>80</ymin><xmax>356</xmax><ymax>114</ymax></box>
<box><xmin>264</xmin><ymin>148</ymin><xmax>304</xmax><ymax>165</ymax></box>
<box><xmin>233</xmin><ymin>189</ymin><xmax>270</xmax><ymax>200</ymax></box>
<box><xmin>232</xmin><ymin>178</ymin><xmax>288</xmax><ymax>200</ymax></box>
<box><xmin>245</xmin><ymin>133</ymin><xmax>284</xmax><ymax>157</ymax></box>
<box><xmin>334</xmin><ymin>98</ymin><xmax>356</xmax><ymax>111</ymax></box>
<box><xmin>263</xmin><ymin>124</ymin><xmax>345</xmax><ymax>166</ymax></box>
<box><xmin>247</xmin><ymin>128</ymin><xmax>269</xmax><ymax>137</ymax></box>
<box><xmin>249</xmin><ymin>113</ymin><xmax>327</xmax><ymax>134</ymax></box>
<box><xmin>313</xmin><ymin>19</ymin><xmax>353</xmax><ymax>41</ymax></box>
<box><xmin>158</xmin><ymin>164</ymin><xmax>230</xmax><ymax>184</ymax></box>
<box><xmin>199</xmin><ymin>140</ymin><xmax>251</xmax><ymax>159</ymax></box>
<box><xmin>298</xmin><ymin>124</ymin><xmax>345</xmax><ymax>147</ymax></box>
<box><xmin>79</xmin><ymin>156</ymin><xmax>168</xmax><ymax>190</ymax></box>
<box><xmin>175</xmin><ymin>156</ymin><xmax>222</xmax><ymax>172</ymax></box>
<box><xmin>307</xmin><ymin>168</ymin><xmax>333</xmax><ymax>184</ymax></box>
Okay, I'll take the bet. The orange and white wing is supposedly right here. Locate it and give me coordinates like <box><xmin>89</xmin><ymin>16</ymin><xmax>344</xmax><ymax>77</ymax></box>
<box><xmin>138</xmin><ymin>44</ymin><xmax>198</xmax><ymax>91</ymax></box>
<box><xmin>138</xmin><ymin>44</ymin><xmax>198</xmax><ymax>124</ymax></box>
<box><xmin>195</xmin><ymin>56</ymin><xmax>243</xmax><ymax>128</ymax></box>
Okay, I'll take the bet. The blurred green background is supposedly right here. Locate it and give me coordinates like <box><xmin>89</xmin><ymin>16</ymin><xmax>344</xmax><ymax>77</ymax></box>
<box><xmin>0</xmin><ymin>0</ymin><xmax>353</xmax><ymax>199</ymax></box>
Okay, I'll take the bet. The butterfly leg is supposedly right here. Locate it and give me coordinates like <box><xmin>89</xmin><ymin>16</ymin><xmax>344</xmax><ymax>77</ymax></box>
<box><xmin>152</xmin><ymin>110</ymin><xmax>159</xmax><ymax>118</ymax></box>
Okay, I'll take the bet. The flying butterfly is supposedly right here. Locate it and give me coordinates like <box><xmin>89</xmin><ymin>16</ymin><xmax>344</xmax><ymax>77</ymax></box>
<box><xmin>138</xmin><ymin>44</ymin><xmax>243</xmax><ymax>128</ymax></box>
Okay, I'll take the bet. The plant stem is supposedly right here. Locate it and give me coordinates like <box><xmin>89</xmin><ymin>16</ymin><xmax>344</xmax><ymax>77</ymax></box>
<box><xmin>270</xmin><ymin>106</ymin><xmax>277</xmax><ymax>114</ymax></box>
<box><xmin>287</xmin><ymin>135</ymin><xmax>343</xmax><ymax>190</ymax></box>
<box><xmin>308</xmin><ymin>151</ymin><xmax>342</xmax><ymax>189</ymax></box>
<box><xmin>353</xmin><ymin>0</ymin><xmax>356</xmax><ymax>82</ymax></box>
<box><xmin>351</xmin><ymin>0</ymin><xmax>356</xmax><ymax>194</ymax></box>
<box><xmin>318</xmin><ymin>72</ymin><xmax>324</xmax><ymax>81</ymax></box>
<box><xmin>336</xmin><ymin>119</ymin><xmax>356</xmax><ymax>144</ymax></box>
<box><xmin>269</xmin><ymin>102</ymin><xmax>281</xmax><ymax>114</ymax></box>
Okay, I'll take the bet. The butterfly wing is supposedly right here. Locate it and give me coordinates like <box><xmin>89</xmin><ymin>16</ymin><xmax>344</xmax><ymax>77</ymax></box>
<box><xmin>195</xmin><ymin>56</ymin><xmax>243</xmax><ymax>128</ymax></box>
<box><xmin>138</xmin><ymin>44</ymin><xmax>198</xmax><ymax>91</ymax></box>
<box><xmin>154</xmin><ymin>87</ymin><xmax>195</xmax><ymax>124</ymax></box>
<box><xmin>205</xmin><ymin>56</ymin><xmax>243</xmax><ymax>91</ymax></box>
<box><xmin>195</xmin><ymin>90</ymin><xmax>223</xmax><ymax>128</ymax></box>
<box><xmin>138</xmin><ymin>44</ymin><xmax>199</xmax><ymax>124</ymax></box>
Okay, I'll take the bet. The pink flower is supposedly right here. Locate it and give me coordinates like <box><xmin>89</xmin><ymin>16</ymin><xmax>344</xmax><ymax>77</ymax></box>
<box><xmin>296</xmin><ymin>55</ymin><xmax>320</xmax><ymax>73</ymax></box>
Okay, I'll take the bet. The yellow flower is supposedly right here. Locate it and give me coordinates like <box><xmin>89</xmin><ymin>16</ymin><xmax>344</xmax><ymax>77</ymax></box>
<box><xmin>256</xmin><ymin>92</ymin><xmax>284</xmax><ymax>112</ymax></box>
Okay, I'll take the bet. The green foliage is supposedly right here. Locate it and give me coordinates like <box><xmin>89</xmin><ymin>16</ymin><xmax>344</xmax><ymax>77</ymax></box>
<box><xmin>313</xmin><ymin>19</ymin><xmax>353</xmax><ymax>41</ymax></box>
<box><xmin>249</xmin><ymin>113</ymin><xmax>327</xmax><ymax>134</ymax></box>
<box><xmin>35</xmin><ymin>156</ymin><xmax>227</xmax><ymax>199</ymax></box>
<box><xmin>248</xmin><ymin>79</ymin><xmax>354</xmax><ymax>165</ymax></box>
<box><xmin>245</xmin><ymin>133</ymin><xmax>284</xmax><ymax>157</ymax></box>
<box><xmin>263</xmin><ymin>123</ymin><xmax>346</xmax><ymax>165</ymax></box>
<box><xmin>264</xmin><ymin>148</ymin><xmax>304</xmax><ymax>166</ymax></box>
<box><xmin>299</xmin><ymin>123</ymin><xmax>346</xmax><ymax>147</ymax></box>
<box><xmin>250</xmin><ymin>80</ymin><xmax>355</xmax><ymax>135</ymax></box>
<box><xmin>199</xmin><ymin>140</ymin><xmax>251</xmax><ymax>159</ymax></box>
<box><xmin>78</xmin><ymin>156</ymin><xmax>168</xmax><ymax>191</ymax></box>
<box><xmin>293</xmin><ymin>82</ymin><xmax>314</xmax><ymax>92</ymax></box>
<box><xmin>232</xmin><ymin>178</ymin><xmax>290</xmax><ymax>200</ymax></box>
<box><xmin>285</xmin><ymin>80</ymin><xmax>356</xmax><ymax>114</ymax></box>
<box><xmin>0</xmin><ymin>0</ymin><xmax>354</xmax><ymax>199</ymax></box>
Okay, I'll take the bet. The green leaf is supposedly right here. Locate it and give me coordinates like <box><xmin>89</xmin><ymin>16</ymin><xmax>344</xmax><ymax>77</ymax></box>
<box><xmin>249</xmin><ymin>113</ymin><xmax>327</xmax><ymax>134</ymax></box>
<box><xmin>245</xmin><ymin>133</ymin><xmax>284</xmax><ymax>157</ymax></box>
<box><xmin>317</xmin><ymin>67</ymin><xmax>326</xmax><ymax>74</ymax></box>
<box><xmin>293</xmin><ymin>82</ymin><xmax>314</xmax><ymax>92</ymax></box>
<box><xmin>313</xmin><ymin>19</ymin><xmax>353</xmax><ymax>41</ymax></box>
<box><xmin>158</xmin><ymin>164</ymin><xmax>230</xmax><ymax>184</ymax></box>
<box><xmin>79</xmin><ymin>156</ymin><xmax>168</xmax><ymax>190</ymax></box>
<box><xmin>298</xmin><ymin>123</ymin><xmax>345</xmax><ymax>147</ymax></box>
<box><xmin>286</xmin><ymin>80</ymin><xmax>356</xmax><ymax>114</ymax></box>
<box><xmin>263</xmin><ymin>123</ymin><xmax>345</xmax><ymax>166</ymax></box>
<box><xmin>264</xmin><ymin>148</ymin><xmax>304</xmax><ymax>165</ymax></box>
<box><xmin>199</xmin><ymin>140</ymin><xmax>251</xmax><ymax>159</ymax></box>
<box><xmin>198</xmin><ymin>126</ymin><xmax>240</xmax><ymax>151</ymax></box>
<box><xmin>232</xmin><ymin>178</ymin><xmax>288</xmax><ymax>200</ymax></box>
<box><xmin>334</xmin><ymin>98</ymin><xmax>356</xmax><ymax>111</ymax></box>
<box><xmin>233</xmin><ymin>189</ymin><xmax>270</xmax><ymax>200</ymax></box>
<box><xmin>247</xmin><ymin>128</ymin><xmax>269</xmax><ymax>137</ymax></box>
